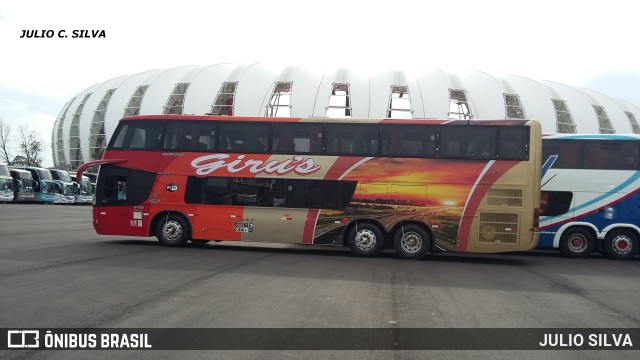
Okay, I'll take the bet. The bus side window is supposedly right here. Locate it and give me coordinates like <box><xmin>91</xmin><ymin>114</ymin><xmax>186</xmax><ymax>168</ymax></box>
<box><xmin>204</xmin><ymin>178</ymin><xmax>232</xmax><ymax>205</ymax></box>
<box><xmin>541</xmin><ymin>191</ymin><xmax>573</xmax><ymax>216</ymax></box>
<box><xmin>102</xmin><ymin>175</ymin><xmax>127</xmax><ymax>202</ymax></box>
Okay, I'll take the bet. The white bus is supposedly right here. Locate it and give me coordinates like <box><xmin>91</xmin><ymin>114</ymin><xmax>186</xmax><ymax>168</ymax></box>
<box><xmin>539</xmin><ymin>134</ymin><xmax>640</xmax><ymax>260</ymax></box>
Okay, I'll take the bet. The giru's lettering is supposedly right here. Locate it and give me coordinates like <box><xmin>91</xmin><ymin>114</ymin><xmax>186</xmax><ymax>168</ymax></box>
<box><xmin>191</xmin><ymin>154</ymin><xmax>321</xmax><ymax>176</ymax></box>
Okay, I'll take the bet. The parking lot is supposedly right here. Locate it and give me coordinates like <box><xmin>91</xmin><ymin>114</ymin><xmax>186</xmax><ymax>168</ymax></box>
<box><xmin>0</xmin><ymin>204</ymin><xmax>639</xmax><ymax>359</ymax></box>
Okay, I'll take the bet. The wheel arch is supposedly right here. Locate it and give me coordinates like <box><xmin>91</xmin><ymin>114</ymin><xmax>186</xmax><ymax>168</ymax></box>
<box><xmin>600</xmin><ymin>223</ymin><xmax>640</xmax><ymax>240</ymax></box>
<box><xmin>149</xmin><ymin>210</ymin><xmax>192</xmax><ymax>238</ymax></box>
<box><xmin>553</xmin><ymin>222</ymin><xmax>599</xmax><ymax>249</ymax></box>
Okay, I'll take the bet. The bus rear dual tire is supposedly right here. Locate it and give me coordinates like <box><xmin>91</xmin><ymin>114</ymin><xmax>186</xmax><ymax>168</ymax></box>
<box><xmin>347</xmin><ymin>222</ymin><xmax>431</xmax><ymax>260</ymax></box>
<box><xmin>393</xmin><ymin>224</ymin><xmax>431</xmax><ymax>260</ymax></box>
<box><xmin>604</xmin><ymin>229</ymin><xmax>639</xmax><ymax>260</ymax></box>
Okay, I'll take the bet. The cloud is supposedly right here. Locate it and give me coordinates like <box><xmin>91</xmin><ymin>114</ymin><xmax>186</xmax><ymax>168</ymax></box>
<box><xmin>0</xmin><ymin>89</ymin><xmax>56</xmax><ymax>166</ymax></box>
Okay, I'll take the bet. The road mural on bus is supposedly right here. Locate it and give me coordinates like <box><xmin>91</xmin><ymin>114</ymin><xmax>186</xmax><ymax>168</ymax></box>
<box><xmin>312</xmin><ymin>157</ymin><xmax>495</xmax><ymax>251</ymax></box>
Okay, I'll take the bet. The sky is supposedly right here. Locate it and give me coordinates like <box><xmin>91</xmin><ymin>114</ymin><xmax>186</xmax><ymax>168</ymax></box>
<box><xmin>1</xmin><ymin>0</ymin><xmax>640</xmax><ymax>167</ymax></box>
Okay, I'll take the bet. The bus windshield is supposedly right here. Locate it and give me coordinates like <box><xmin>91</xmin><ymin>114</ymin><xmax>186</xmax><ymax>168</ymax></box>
<box><xmin>50</xmin><ymin>169</ymin><xmax>72</xmax><ymax>182</ymax></box>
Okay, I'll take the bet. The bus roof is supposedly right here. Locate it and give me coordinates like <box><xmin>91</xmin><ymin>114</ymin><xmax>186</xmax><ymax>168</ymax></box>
<box><xmin>9</xmin><ymin>168</ymin><xmax>32</xmax><ymax>175</ymax></box>
<box><xmin>120</xmin><ymin>114</ymin><xmax>533</xmax><ymax>127</ymax></box>
<box><xmin>543</xmin><ymin>133</ymin><xmax>640</xmax><ymax>140</ymax></box>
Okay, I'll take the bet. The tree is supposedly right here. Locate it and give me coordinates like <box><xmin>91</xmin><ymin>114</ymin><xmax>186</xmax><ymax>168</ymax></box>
<box><xmin>16</xmin><ymin>124</ymin><xmax>42</xmax><ymax>167</ymax></box>
<box><xmin>0</xmin><ymin>118</ymin><xmax>10</xmax><ymax>164</ymax></box>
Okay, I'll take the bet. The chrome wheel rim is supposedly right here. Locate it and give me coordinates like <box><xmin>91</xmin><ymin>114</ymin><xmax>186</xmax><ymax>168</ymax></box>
<box><xmin>401</xmin><ymin>231</ymin><xmax>423</xmax><ymax>254</ymax></box>
<box><xmin>567</xmin><ymin>234</ymin><xmax>588</xmax><ymax>253</ymax></box>
<box><xmin>355</xmin><ymin>229</ymin><xmax>377</xmax><ymax>251</ymax></box>
<box><xmin>162</xmin><ymin>220</ymin><xmax>183</xmax><ymax>241</ymax></box>
<box><xmin>611</xmin><ymin>235</ymin><xmax>632</xmax><ymax>255</ymax></box>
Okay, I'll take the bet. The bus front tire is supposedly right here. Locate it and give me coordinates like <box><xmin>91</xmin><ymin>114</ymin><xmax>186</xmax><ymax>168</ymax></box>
<box><xmin>393</xmin><ymin>224</ymin><xmax>431</xmax><ymax>260</ymax></box>
<box><xmin>347</xmin><ymin>223</ymin><xmax>385</xmax><ymax>257</ymax></box>
<box><xmin>604</xmin><ymin>229</ymin><xmax>639</xmax><ymax>260</ymax></box>
<box><xmin>156</xmin><ymin>214</ymin><xmax>190</xmax><ymax>247</ymax></box>
<box><xmin>559</xmin><ymin>228</ymin><xmax>594</xmax><ymax>258</ymax></box>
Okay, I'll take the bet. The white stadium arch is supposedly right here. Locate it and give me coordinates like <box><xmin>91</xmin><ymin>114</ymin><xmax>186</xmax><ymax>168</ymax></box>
<box><xmin>51</xmin><ymin>63</ymin><xmax>640</xmax><ymax>169</ymax></box>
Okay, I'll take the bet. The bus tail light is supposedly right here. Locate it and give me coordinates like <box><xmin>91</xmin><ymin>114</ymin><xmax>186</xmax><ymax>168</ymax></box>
<box><xmin>532</xmin><ymin>208</ymin><xmax>541</xmax><ymax>231</ymax></box>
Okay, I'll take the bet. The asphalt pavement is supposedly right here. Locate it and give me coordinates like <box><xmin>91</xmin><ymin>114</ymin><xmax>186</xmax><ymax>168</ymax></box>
<box><xmin>0</xmin><ymin>204</ymin><xmax>638</xmax><ymax>359</ymax></box>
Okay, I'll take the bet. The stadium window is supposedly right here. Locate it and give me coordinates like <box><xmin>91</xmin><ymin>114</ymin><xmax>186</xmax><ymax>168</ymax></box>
<box><xmin>210</xmin><ymin>82</ymin><xmax>237</xmax><ymax>116</ymax></box>
<box><xmin>625</xmin><ymin>111</ymin><xmax>640</xmax><ymax>134</ymax></box>
<box><xmin>593</xmin><ymin>105</ymin><xmax>614</xmax><ymax>134</ymax></box>
<box><xmin>163</xmin><ymin>83</ymin><xmax>189</xmax><ymax>115</ymax></box>
<box><xmin>504</xmin><ymin>93</ymin><xmax>526</xmax><ymax>119</ymax></box>
<box><xmin>265</xmin><ymin>82</ymin><xmax>292</xmax><ymax>117</ymax></box>
<box><xmin>123</xmin><ymin>85</ymin><xmax>148</xmax><ymax>117</ymax></box>
<box><xmin>552</xmin><ymin>99</ymin><xmax>577</xmax><ymax>133</ymax></box>
<box><xmin>326</xmin><ymin>83</ymin><xmax>352</xmax><ymax>118</ymax></box>
<box><xmin>387</xmin><ymin>85</ymin><xmax>413</xmax><ymax>119</ymax></box>
<box><xmin>448</xmin><ymin>89</ymin><xmax>473</xmax><ymax>120</ymax></box>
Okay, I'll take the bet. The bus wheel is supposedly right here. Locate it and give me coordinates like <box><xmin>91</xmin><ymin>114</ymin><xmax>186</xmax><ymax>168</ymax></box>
<box><xmin>347</xmin><ymin>223</ymin><xmax>385</xmax><ymax>257</ymax></box>
<box><xmin>156</xmin><ymin>214</ymin><xmax>190</xmax><ymax>247</ymax></box>
<box><xmin>393</xmin><ymin>224</ymin><xmax>431</xmax><ymax>260</ymax></box>
<box><xmin>604</xmin><ymin>229</ymin><xmax>639</xmax><ymax>260</ymax></box>
<box><xmin>559</xmin><ymin>228</ymin><xmax>594</xmax><ymax>258</ymax></box>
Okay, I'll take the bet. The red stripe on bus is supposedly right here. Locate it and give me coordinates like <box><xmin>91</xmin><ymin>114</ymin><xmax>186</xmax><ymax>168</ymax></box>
<box><xmin>303</xmin><ymin>209</ymin><xmax>320</xmax><ymax>244</ymax></box>
<box><xmin>456</xmin><ymin>161</ymin><xmax>519</xmax><ymax>251</ymax></box>
<box><xmin>323</xmin><ymin>157</ymin><xmax>367</xmax><ymax>179</ymax></box>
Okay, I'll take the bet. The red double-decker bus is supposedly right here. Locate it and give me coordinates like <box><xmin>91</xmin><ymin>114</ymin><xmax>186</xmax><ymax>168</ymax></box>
<box><xmin>77</xmin><ymin>115</ymin><xmax>541</xmax><ymax>259</ymax></box>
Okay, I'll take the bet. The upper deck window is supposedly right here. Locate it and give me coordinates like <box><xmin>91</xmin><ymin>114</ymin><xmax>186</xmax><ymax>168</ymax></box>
<box><xmin>109</xmin><ymin>122</ymin><xmax>164</xmax><ymax>150</ymax></box>
<box><xmin>326</xmin><ymin>124</ymin><xmax>379</xmax><ymax>155</ymax></box>
<box><xmin>439</xmin><ymin>127</ymin><xmax>497</xmax><ymax>158</ymax></box>
<box><xmin>381</xmin><ymin>124</ymin><xmax>437</xmax><ymax>157</ymax></box>
<box><xmin>219</xmin><ymin>122</ymin><xmax>269</xmax><ymax>153</ymax></box>
<box><xmin>543</xmin><ymin>139</ymin><xmax>640</xmax><ymax>170</ymax></box>
<box><xmin>271</xmin><ymin>123</ymin><xmax>324</xmax><ymax>154</ymax></box>
<box><xmin>163</xmin><ymin>121</ymin><xmax>218</xmax><ymax>151</ymax></box>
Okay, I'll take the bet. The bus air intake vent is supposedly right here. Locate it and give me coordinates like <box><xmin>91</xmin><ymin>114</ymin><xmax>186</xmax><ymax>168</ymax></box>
<box><xmin>479</xmin><ymin>212</ymin><xmax>519</xmax><ymax>244</ymax></box>
<box><xmin>486</xmin><ymin>188</ymin><xmax>523</xmax><ymax>207</ymax></box>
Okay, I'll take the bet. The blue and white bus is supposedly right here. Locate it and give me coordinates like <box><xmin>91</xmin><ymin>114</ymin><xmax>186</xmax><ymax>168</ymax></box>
<box><xmin>540</xmin><ymin>134</ymin><xmax>640</xmax><ymax>260</ymax></box>
<box><xmin>49</xmin><ymin>169</ymin><xmax>76</xmax><ymax>204</ymax></box>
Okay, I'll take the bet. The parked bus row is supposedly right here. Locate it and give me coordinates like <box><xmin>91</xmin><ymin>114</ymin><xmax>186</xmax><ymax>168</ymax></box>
<box><xmin>14</xmin><ymin>114</ymin><xmax>633</xmax><ymax>261</ymax></box>
<box><xmin>0</xmin><ymin>163</ymin><xmax>96</xmax><ymax>205</ymax></box>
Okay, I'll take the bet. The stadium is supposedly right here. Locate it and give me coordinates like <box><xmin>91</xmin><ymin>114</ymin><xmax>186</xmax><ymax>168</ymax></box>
<box><xmin>51</xmin><ymin>63</ymin><xmax>640</xmax><ymax>170</ymax></box>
